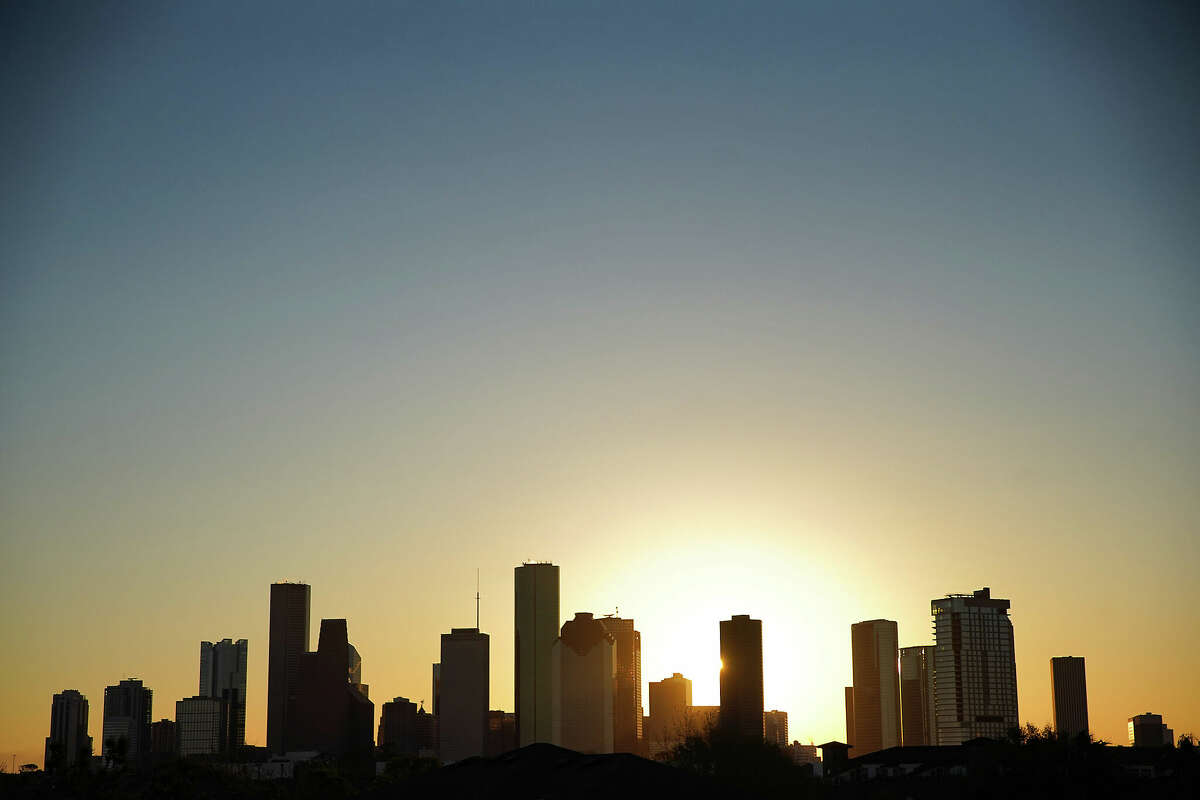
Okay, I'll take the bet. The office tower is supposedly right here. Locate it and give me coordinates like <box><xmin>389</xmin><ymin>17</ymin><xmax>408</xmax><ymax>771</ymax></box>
<box><xmin>515</xmin><ymin>562</ymin><xmax>559</xmax><ymax>746</ymax></box>
<box><xmin>720</xmin><ymin>615</ymin><xmax>764</xmax><ymax>740</ymax></box>
<box><xmin>552</xmin><ymin>612</ymin><xmax>615</xmax><ymax>753</ymax></box>
<box><xmin>1128</xmin><ymin>713</ymin><xmax>1168</xmax><ymax>747</ymax></box>
<box><xmin>485</xmin><ymin>710</ymin><xmax>518</xmax><ymax>756</ymax></box>
<box><xmin>378</xmin><ymin>697</ymin><xmax>419</xmax><ymax>756</ymax></box>
<box><xmin>438</xmin><ymin>627</ymin><xmax>490</xmax><ymax>763</ymax></box>
<box><xmin>150</xmin><ymin>720</ymin><xmax>176</xmax><ymax>756</ymax></box>
<box><xmin>176</xmin><ymin>696</ymin><xmax>228</xmax><ymax>757</ymax></box>
<box><xmin>1050</xmin><ymin>657</ymin><xmax>1089</xmax><ymax>740</ymax></box>
<box><xmin>432</xmin><ymin>663</ymin><xmax>441</xmax><ymax>717</ymax></box>
<box><xmin>287</xmin><ymin>619</ymin><xmax>375</xmax><ymax>758</ymax></box>
<box><xmin>851</xmin><ymin>619</ymin><xmax>900</xmax><ymax>755</ymax></box>
<box><xmin>598</xmin><ymin>615</ymin><xmax>643</xmax><ymax>754</ymax></box>
<box><xmin>899</xmin><ymin>645</ymin><xmax>936</xmax><ymax>746</ymax></box>
<box><xmin>199</xmin><ymin>638</ymin><xmax>248</xmax><ymax>753</ymax></box>
<box><xmin>267</xmin><ymin>582</ymin><xmax>310</xmax><ymax>754</ymax></box>
<box><xmin>844</xmin><ymin>687</ymin><xmax>855</xmax><ymax>748</ymax></box>
<box><xmin>931</xmin><ymin>588</ymin><xmax>1018</xmax><ymax>745</ymax></box>
<box><xmin>646</xmin><ymin>672</ymin><xmax>693</xmax><ymax>758</ymax></box>
<box><xmin>44</xmin><ymin>690</ymin><xmax>91</xmax><ymax>772</ymax></box>
<box><xmin>764</xmin><ymin>710</ymin><xmax>788</xmax><ymax>748</ymax></box>
<box><xmin>102</xmin><ymin>679</ymin><xmax>152</xmax><ymax>766</ymax></box>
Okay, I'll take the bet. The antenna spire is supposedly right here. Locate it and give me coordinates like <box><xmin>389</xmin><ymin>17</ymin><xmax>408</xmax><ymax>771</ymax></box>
<box><xmin>475</xmin><ymin>568</ymin><xmax>480</xmax><ymax>629</ymax></box>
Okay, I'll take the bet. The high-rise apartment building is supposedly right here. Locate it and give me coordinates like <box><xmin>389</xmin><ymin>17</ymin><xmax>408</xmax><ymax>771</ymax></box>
<box><xmin>552</xmin><ymin>612</ymin><xmax>615</xmax><ymax>753</ymax></box>
<box><xmin>646</xmin><ymin>672</ymin><xmax>693</xmax><ymax>759</ymax></box>
<box><xmin>719</xmin><ymin>614</ymin><xmax>764</xmax><ymax>740</ymax></box>
<box><xmin>199</xmin><ymin>638</ymin><xmax>248</xmax><ymax>753</ymax></box>
<box><xmin>515</xmin><ymin>562</ymin><xmax>559</xmax><ymax>746</ymax></box>
<box><xmin>45</xmin><ymin>690</ymin><xmax>91</xmax><ymax>772</ymax></box>
<box><xmin>438</xmin><ymin>627</ymin><xmax>490</xmax><ymax>763</ymax></box>
<box><xmin>176</xmin><ymin>696</ymin><xmax>228</xmax><ymax>757</ymax></box>
<box><xmin>287</xmin><ymin>619</ymin><xmax>375</xmax><ymax>758</ymax></box>
<box><xmin>851</xmin><ymin>619</ymin><xmax>900</xmax><ymax>755</ymax></box>
<box><xmin>102</xmin><ymin>679</ymin><xmax>152</xmax><ymax>766</ymax></box>
<box><xmin>844</xmin><ymin>686</ymin><xmax>855</xmax><ymax>749</ymax></box>
<box><xmin>267</xmin><ymin>582</ymin><xmax>310</xmax><ymax>754</ymax></box>
<box><xmin>931</xmin><ymin>588</ymin><xmax>1018</xmax><ymax>745</ymax></box>
<box><xmin>764</xmin><ymin>710</ymin><xmax>788</xmax><ymax>748</ymax></box>
<box><xmin>598</xmin><ymin>615</ymin><xmax>643</xmax><ymax>754</ymax></box>
<box><xmin>899</xmin><ymin>645</ymin><xmax>936</xmax><ymax>746</ymax></box>
<box><xmin>1050</xmin><ymin>657</ymin><xmax>1089</xmax><ymax>740</ymax></box>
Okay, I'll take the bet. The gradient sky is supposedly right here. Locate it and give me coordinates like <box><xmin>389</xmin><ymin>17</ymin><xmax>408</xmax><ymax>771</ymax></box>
<box><xmin>2</xmin><ymin>1</ymin><xmax>1198</xmax><ymax>767</ymax></box>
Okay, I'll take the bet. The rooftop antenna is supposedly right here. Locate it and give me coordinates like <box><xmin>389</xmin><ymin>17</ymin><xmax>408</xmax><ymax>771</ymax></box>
<box><xmin>475</xmin><ymin>568</ymin><xmax>480</xmax><ymax>630</ymax></box>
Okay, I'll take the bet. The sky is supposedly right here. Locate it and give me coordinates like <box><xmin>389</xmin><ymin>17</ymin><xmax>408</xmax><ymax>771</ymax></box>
<box><xmin>2</xmin><ymin>0</ymin><xmax>1198</xmax><ymax>768</ymax></box>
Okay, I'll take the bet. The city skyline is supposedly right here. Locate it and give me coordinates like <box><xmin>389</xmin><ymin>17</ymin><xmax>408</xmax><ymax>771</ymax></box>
<box><xmin>3</xmin><ymin>0</ymin><xmax>1198</xmax><ymax>771</ymax></box>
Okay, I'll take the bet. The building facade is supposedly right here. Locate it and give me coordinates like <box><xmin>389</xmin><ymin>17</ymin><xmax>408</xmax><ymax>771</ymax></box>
<box><xmin>598</xmin><ymin>615</ymin><xmax>643</xmax><ymax>754</ymax></box>
<box><xmin>899</xmin><ymin>645</ymin><xmax>936</xmax><ymax>746</ymax></box>
<box><xmin>844</xmin><ymin>686</ymin><xmax>855</xmax><ymax>749</ymax></box>
<box><xmin>45</xmin><ymin>689</ymin><xmax>91</xmax><ymax>772</ymax></box>
<box><xmin>485</xmin><ymin>710</ymin><xmax>518</xmax><ymax>756</ymax></box>
<box><xmin>552</xmin><ymin>612</ymin><xmax>615</xmax><ymax>753</ymax></box>
<box><xmin>646</xmin><ymin>672</ymin><xmax>693</xmax><ymax>758</ymax></box>
<box><xmin>287</xmin><ymin>618</ymin><xmax>375</xmax><ymax>759</ymax></box>
<box><xmin>1050</xmin><ymin>656</ymin><xmax>1089</xmax><ymax>739</ymax></box>
<box><xmin>851</xmin><ymin>619</ymin><xmax>900</xmax><ymax>755</ymax></box>
<box><xmin>438</xmin><ymin>627</ymin><xmax>490</xmax><ymax>763</ymax></box>
<box><xmin>150</xmin><ymin>720</ymin><xmax>176</xmax><ymax>756</ymax></box>
<box><xmin>764</xmin><ymin>710</ymin><xmax>788</xmax><ymax>748</ymax></box>
<box><xmin>931</xmin><ymin>588</ymin><xmax>1018</xmax><ymax>745</ymax></box>
<box><xmin>176</xmin><ymin>696</ymin><xmax>227</xmax><ymax>757</ymax></box>
<box><xmin>719</xmin><ymin>614</ymin><xmax>764</xmax><ymax>740</ymax></box>
<box><xmin>199</xmin><ymin>637</ymin><xmax>248</xmax><ymax>753</ymax></box>
<box><xmin>102</xmin><ymin>679</ymin><xmax>152</xmax><ymax>766</ymax></box>
<box><xmin>378</xmin><ymin>696</ymin><xmax>419</xmax><ymax>756</ymax></box>
<box><xmin>515</xmin><ymin>562</ymin><xmax>559</xmax><ymax>746</ymax></box>
<box><xmin>1128</xmin><ymin>713</ymin><xmax>1172</xmax><ymax>747</ymax></box>
<box><xmin>267</xmin><ymin>582</ymin><xmax>310</xmax><ymax>754</ymax></box>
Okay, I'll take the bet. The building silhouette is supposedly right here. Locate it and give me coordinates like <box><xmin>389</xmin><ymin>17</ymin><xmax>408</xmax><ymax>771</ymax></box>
<box><xmin>149</xmin><ymin>719</ymin><xmax>176</xmax><ymax>757</ymax></box>
<box><xmin>1050</xmin><ymin>656</ymin><xmax>1089</xmax><ymax>739</ymax></box>
<box><xmin>378</xmin><ymin>696</ymin><xmax>418</xmax><ymax>757</ymax></box>
<box><xmin>899</xmin><ymin>645</ymin><xmax>936</xmax><ymax>746</ymax></box>
<box><xmin>199</xmin><ymin>637</ymin><xmax>247</xmax><ymax>754</ymax></box>
<box><xmin>851</xmin><ymin>619</ymin><xmax>900</xmax><ymax>755</ymax></box>
<box><xmin>931</xmin><ymin>588</ymin><xmax>1018</xmax><ymax>745</ymax></box>
<box><xmin>844</xmin><ymin>686</ymin><xmax>855</xmax><ymax>749</ymax></box>
<box><xmin>44</xmin><ymin>689</ymin><xmax>91</xmax><ymax>772</ymax></box>
<box><xmin>646</xmin><ymin>672</ymin><xmax>693</xmax><ymax>758</ymax></box>
<box><xmin>764</xmin><ymin>710</ymin><xmax>788</xmax><ymax>748</ymax></box>
<box><xmin>1128</xmin><ymin>713</ymin><xmax>1173</xmax><ymax>747</ymax></box>
<box><xmin>287</xmin><ymin>618</ymin><xmax>374</xmax><ymax>759</ymax></box>
<box><xmin>485</xmin><ymin>710</ymin><xmax>518</xmax><ymax>756</ymax></box>
<box><xmin>719</xmin><ymin>614</ymin><xmax>764</xmax><ymax>740</ymax></box>
<box><xmin>414</xmin><ymin>703</ymin><xmax>439</xmax><ymax>757</ymax></box>
<box><xmin>431</xmin><ymin>662</ymin><xmax>441</xmax><ymax>717</ymax></box>
<box><xmin>552</xmin><ymin>612</ymin><xmax>615</xmax><ymax>753</ymax></box>
<box><xmin>176</xmin><ymin>696</ymin><xmax>228</xmax><ymax>757</ymax></box>
<box><xmin>438</xmin><ymin>627</ymin><xmax>490</xmax><ymax>763</ymax></box>
<box><xmin>515</xmin><ymin>562</ymin><xmax>559</xmax><ymax>746</ymax></box>
<box><xmin>598</xmin><ymin>615</ymin><xmax>643</xmax><ymax>754</ymax></box>
<box><xmin>102</xmin><ymin>678</ymin><xmax>152</xmax><ymax>766</ymax></box>
<box><xmin>267</xmin><ymin>582</ymin><xmax>310</xmax><ymax>754</ymax></box>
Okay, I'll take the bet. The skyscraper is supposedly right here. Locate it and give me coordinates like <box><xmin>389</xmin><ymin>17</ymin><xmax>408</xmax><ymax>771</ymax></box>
<box><xmin>844</xmin><ymin>686</ymin><xmax>855</xmax><ymax>749</ymax></box>
<box><xmin>44</xmin><ymin>690</ymin><xmax>91</xmax><ymax>772</ymax></box>
<box><xmin>764</xmin><ymin>710</ymin><xmax>788</xmax><ymax>748</ymax></box>
<box><xmin>719</xmin><ymin>614</ymin><xmax>764</xmax><ymax>740</ymax></box>
<box><xmin>551</xmin><ymin>612</ymin><xmax>615</xmax><ymax>753</ymax></box>
<box><xmin>267</xmin><ymin>582</ymin><xmax>310</xmax><ymax>754</ymax></box>
<box><xmin>646</xmin><ymin>672</ymin><xmax>693</xmax><ymax>759</ymax></box>
<box><xmin>438</xmin><ymin>627</ymin><xmax>490</xmax><ymax>763</ymax></box>
<box><xmin>515</xmin><ymin>562</ymin><xmax>559</xmax><ymax>746</ymax></box>
<box><xmin>1050</xmin><ymin>657</ymin><xmax>1089</xmax><ymax>740</ymax></box>
<box><xmin>899</xmin><ymin>645</ymin><xmax>936</xmax><ymax>746</ymax></box>
<box><xmin>199</xmin><ymin>638</ymin><xmax>248</xmax><ymax>753</ymax></box>
<box><xmin>851</xmin><ymin>620</ymin><xmax>900</xmax><ymax>755</ymax></box>
<box><xmin>176</xmin><ymin>696</ymin><xmax>227</xmax><ymax>757</ymax></box>
<box><xmin>1128</xmin><ymin>712</ymin><xmax>1170</xmax><ymax>747</ymax></box>
<box><xmin>378</xmin><ymin>697</ymin><xmax>419</xmax><ymax>756</ymax></box>
<box><xmin>102</xmin><ymin>678</ymin><xmax>152</xmax><ymax>766</ymax></box>
<box><xmin>287</xmin><ymin>618</ymin><xmax>375</xmax><ymax>759</ymax></box>
<box><xmin>931</xmin><ymin>588</ymin><xmax>1018</xmax><ymax>745</ymax></box>
<box><xmin>598</xmin><ymin>615</ymin><xmax>643</xmax><ymax>754</ymax></box>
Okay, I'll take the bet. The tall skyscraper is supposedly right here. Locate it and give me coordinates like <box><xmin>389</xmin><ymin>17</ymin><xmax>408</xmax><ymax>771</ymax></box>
<box><xmin>267</xmin><ymin>582</ymin><xmax>310</xmax><ymax>754</ymax></box>
<box><xmin>1050</xmin><ymin>657</ymin><xmax>1089</xmax><ymax>740</ymax></box>
<box><xmin>844</xmin><ymin>686</ymin><xmax>855</xmax><ymax>748</ymax></box>
<box><xmin>851</xmin><ymin>619</ymin><xmax>900</xmax><ymax>755</ymax></box>
<box><xmin>551</xmin><ymin>612</ymin><xmax>615</xmax><ymax>753</ymax></box>
<box><xmin>899</xmin><ymin>645</ymin><xmax>936</xmax><ymax>746</ymax></box>
<box><xmin>199</xmin><ymin>638</ymin><xmax>248</xmax><ymax>753</ymax></box>
<box><xmin>646</xmin><ymin>672</ymin><xmax>693</xmax><ymax>759</ymax></box>
<box><xmin>45</xmin><ymin>690</ymin><xmax>91</xmax><ymax>772</ymax></box>
<box><xmin>931</xmin><ymin>588</ymin><xmax>1018</xmax><ymax>745</ymax></box>
<box><xmin>438</xmin><ymin>627</ymin><xmax>490</xmax><ymax>763</ymax></box>
<box><xmin>764</xmin><ymin>710</ymin><xmax>788</xmax><ymax>748</ymax></box>
<box><xmin>514</xmin><ymin>562</ymin><xmax>559</xmax><ymax>746</ymax></box>
<box><xmin>719</xmin><ymin>614</ymin><xmax>764</xmax><ymax>740</ymax></box>
<box><xmin>598</xmin><ymin>615</ymin><xmax>643</xmax><ymax>754</ymax></box>
<box><xmin>176</xmin><ymin>696</ymin><xmax>227</xmax><ymax>757</ymax></box>
<box><xmin>287</xmin><ymin>618</ymin><xmax>375</xmax><ymax>758</ymax></box>
<box><xmin>102</xmin><ymin>678</ymin><xmax>152</xmax><ymax>766</ymax></box>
